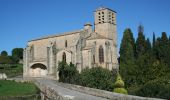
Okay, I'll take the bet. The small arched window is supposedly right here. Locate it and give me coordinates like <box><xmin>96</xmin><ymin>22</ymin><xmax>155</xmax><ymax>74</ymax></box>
<box><xmin>65</xmin><ymin>40</ymin><xmax>67</xmax><ymax>48</ymax></box>
<box><xmin>99</xmin><ymin>46</ymin><xmax>104</xmax><ymax>63</ymax></box>
<box><xmin>62</xmin><ymin>52</ymin><xmax>66</xmax><ymax>62</ymax></box>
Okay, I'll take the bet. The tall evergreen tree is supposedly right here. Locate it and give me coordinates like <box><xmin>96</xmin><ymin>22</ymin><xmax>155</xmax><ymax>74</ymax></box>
<box><xmin>161</xmin><ymin>32</ymin><xmax>168</xmax><ymax>45</ymax></box>
<box><xmin>146</xmin><ymin>38</ymin><xmax>151</xmax><ymax>52</ymax></box>
<box><xmin>153</xmin><ymin>32</ymin><xmax>156</xmax><ymax>47</ymax></box>
<box><xmin>136</xmin><ymin>24</ymin><xmax>146</xmax><ymax>58</ymax></box>
<box><xmin>119</xmin><ymin>28</ymin><xmax>136</xmax><ymax>87</ymax></box>
<box><xmin>135</xmin><ymin>25</ymin><xmax>152</xmax><ymax>85</ymax></box>
<box><xmin>120</xmin><ymin>28</ymin><xmax>135</xmax><ymax>64</ymax></box>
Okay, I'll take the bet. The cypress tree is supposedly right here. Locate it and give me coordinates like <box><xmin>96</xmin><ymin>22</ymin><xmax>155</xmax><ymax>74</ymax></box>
<box><xmin>119</xmin><ymin>28</ymin><xmax>136</xmax><ymax>87</ymax></box>
<box><xmin>146</xmin><ymin>38</ymin><xmax>151</xmax><ymax>52</ymax></box>
<box><xmin>120</xmin><ymin>28</ymin><xmax>135</xmax><ymax>64</ymax></box>
<box><xmin>153</xmin><ymin>32</ymin><xmax>156</xmax><ymax>47</ymax></box>
<box><xmin>161</xmin><ymin>32</ymin><xmax>168</xmax><ymax>45</ymax></box>
<box><xmin>136</xmin><ymin>24</ymin><xmax>146</xmax><ymax>58</ymax></box>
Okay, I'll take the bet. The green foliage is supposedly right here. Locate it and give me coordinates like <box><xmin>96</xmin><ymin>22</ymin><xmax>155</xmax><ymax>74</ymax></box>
<box><xmin>120</xmin><ymin>28</ymin><xmax>135</xmax><ymax>64</ymax></box>
<box><xmin>58</xmin><ymin>61</ymin><xmax>79</xmax><ymax>84</ymax></box>
<box><xmin>12</xmin><ymin>48</ymin><xmax>24</xmax><ymax>63</ymax></box>
<box><xmin>153</xmin><ymin>32</ymin><xmax>156</xmax><ymax>47</ymax></box>
<box><xmin>113</xmin><ymin>88</ymin><xmax>128</xmax><ymax>94</ymax></box>
<box><xmin>119</xmin><ymin>28</ymin><xmax>137</xmax><ymax>87</ymax></box>
<box><xmin>0</xmin><ymin>56</ymin><xmax>14</xmax><ymax>64</ymax></box>
<box><xmin>136</xmin><ymin>25</ymin><xmax>148</xmax><ymax>58</ymax></box>
<box><xmin>113</xmin><ymin>73</ymin><xmax>128</xmax><ymax>94</ymax></box>
<box><xmin>58</xmin><ymin>61</ymin><xmax>116</xmax><ymax>91</ymax></box>
<box><xmin>120</xmin><ymin>26</ymin><xmax>170</xmax><ymax>99</ymax></box>
<box><xmin>136</xmin><ymin>74</ymin><xmax>170</xmax><ymax>99</ymax></box>
<box><xmin>1</xmin><ymin>51</ymin><xmax>8</xmax><ymax>56</ymax></box>
<box><xmin>0</xmin><ymin>80</ymin><xmax>39</xmax><ymax>96</ymax></box>
<box><xmin>114</xmin><ymin>74</ymin><xmax>124</xmax><ymax>88</ymax></box>
<box><xmin>0</xmin><ymin>64</ymin><xmax>23</xmax><ymax>77</ymax></box>
<box><xmin>79</xmin><ymin>67</ymin><xmax>114</xmax><ymax>91</ymax></box>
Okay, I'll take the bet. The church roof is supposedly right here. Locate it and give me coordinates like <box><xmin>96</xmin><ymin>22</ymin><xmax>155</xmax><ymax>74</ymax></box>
<box><xmin>29</xmin><ymin>30</ymin><xmax>82</xmax><ymax>42</ymax></box>
<box><xmin>86</xmin><ymin>32</ymin><xmax>112</xmax><ymax>40</ymax></box>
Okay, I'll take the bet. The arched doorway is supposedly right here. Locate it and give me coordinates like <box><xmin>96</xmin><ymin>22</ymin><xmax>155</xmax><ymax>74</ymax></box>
<box><xmin>30</xmin><ymin>63</ymin><xmax>47</xmax><ymax>77</ymax></box>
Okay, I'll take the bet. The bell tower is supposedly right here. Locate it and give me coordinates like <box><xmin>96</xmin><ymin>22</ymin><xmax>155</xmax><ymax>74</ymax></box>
<box><xmin>94</xmin><ymin>7</ymin><xmax>117</xmax><ymax>46</ymax></box>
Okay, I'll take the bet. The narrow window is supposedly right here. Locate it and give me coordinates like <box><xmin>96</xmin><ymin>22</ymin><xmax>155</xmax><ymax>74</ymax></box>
<box><xmin>99</xmin><ymin>46</ymin><xmax>104</xmax><ymax>63</ymax></box>
<box><xmin>93</xmin><ymin>55</ymin><xmax>95</xmax><ymax>63</ymax></box>
<box><xmin>65</xmin><ymin>40</ymin><xmax>67</xmax><ymax>47</ymax></box>
<box><xmin>62</xmin><ymin>52</ymin><xmax>66</xmax><ymax>62</ymax></box>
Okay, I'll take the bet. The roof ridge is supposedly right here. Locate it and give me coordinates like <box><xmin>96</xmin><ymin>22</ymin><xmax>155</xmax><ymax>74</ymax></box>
<box><xmin>29</xmin><ymin>30</ymin><xmax>82</xmax><ymax>42</ymax></box>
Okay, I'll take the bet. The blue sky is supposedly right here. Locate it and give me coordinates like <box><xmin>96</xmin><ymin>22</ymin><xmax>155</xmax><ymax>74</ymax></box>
<box><xmin>0</xmin><ymin>0</ymin><xmax>170</xmax><ymax>55</ymax></box>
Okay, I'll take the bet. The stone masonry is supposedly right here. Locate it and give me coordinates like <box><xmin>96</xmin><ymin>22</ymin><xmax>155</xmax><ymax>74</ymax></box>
<box><xmin>23</xmin><ymin>7</ymin><xmax>119</xmax><ymax>79</ymax></box>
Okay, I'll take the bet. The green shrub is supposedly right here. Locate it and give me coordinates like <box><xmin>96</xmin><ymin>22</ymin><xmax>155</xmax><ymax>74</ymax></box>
<box><xmin>113</xmin><ymin>88</ymin><xmax>128</xmax><ymax>94</ymax></box>
<box><xmin>113</xmin><ymin>73</ymin><xmax>128</xmax><ymax>94</ymax></box>
<box><xmin>114</xmin><ymin>78</ymin><xmax>125</xmax><ymax>88</ymax></box>
<box><xmin>0</xmin><ymin>56</ymin><xmax>14</xmax><ymax>64</ymax></box>
<box><xmin>79</xmin><ymin>67</ymin><xmax>115</xmax><ymax>91</ymax></box>
<box><xmin>136</xmin><ymin>75</ymin><xmax>170</xmax><ymax>99</ymax></box>
<box><xmin>58</xmin><ymin>61</ymin><xmax>79</xmax><ymax>84</ymax></box>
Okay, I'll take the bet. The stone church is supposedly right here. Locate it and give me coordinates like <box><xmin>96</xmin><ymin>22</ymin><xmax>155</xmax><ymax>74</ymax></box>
<box><xmin>23</xmin><ymin>7</ymin><xmax>119</xmax><ymax>79</ymax></box>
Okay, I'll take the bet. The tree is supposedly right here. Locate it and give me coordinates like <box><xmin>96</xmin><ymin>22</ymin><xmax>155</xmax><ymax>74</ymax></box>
<box><xmin>1</xmin><ymin>51</ymin><xmax>8</xmax><ymax>56</ymax></box>
<box><xmin>119</xmin><ymin>28</ymin><xmax>137</xmax><ymax>87</ymax></box>
<box><xmin>120</xmin><ymin>28</ymin><xmax>135</xmax><ymax>64</ymax></box>
<box><xmin>12</xmin><ymin>48</ymin><xmax>23</xmax><ymax>63</ymax></box>
<box><xmin>161</xmin><ymin>32</ymin><xmax>168</xmax><ymax>45</ymax></box>
<box><xmin>58</xmin><ymin>61</ymin><xmax>79</xmax><ymax>84</ymax></box>
<box><xmin>154</xmin><ymin>32</ymin><xmax>170</xmax><ymax>65</ymax></box>
<box><xmin>136</xmin><ymin>24</ymin><xmax>147</xmax><ymax>58</ymax></box>
<box><xmin>0</xmin><ymin>56</ymin><xmax>14</xmax><ymax>64</ymax></box>
<box><xmin>153</xmin><ymin>32</ymin><xmax>156</xmax><ymax>47</ymax></box>
<box><xmin>136</xmin><ymin>74</ymin><xmax>170</xmax><ymax>99</ymax></box>
<box><xmin>146</xmin><ymin>38</ymin><xmax>151</xmax><ymax>52</ymax></box>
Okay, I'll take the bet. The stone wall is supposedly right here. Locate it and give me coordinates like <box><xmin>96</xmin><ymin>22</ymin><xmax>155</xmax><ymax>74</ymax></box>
<box><xmin>33</xmin><ymin>79</ymin><xmax>164</xmax><ymax>100</ymax></box>
<box><xmin>57</xmin><ymin>82</ymin><xmax>164</xmax><ymax>100</ymax></box>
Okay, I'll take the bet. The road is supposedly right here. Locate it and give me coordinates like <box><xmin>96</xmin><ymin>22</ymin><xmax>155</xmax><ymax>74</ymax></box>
<box><xmin>36</xmin><ymin>79</ymin><xmax>108</xmax><ymax>100</ymax></box>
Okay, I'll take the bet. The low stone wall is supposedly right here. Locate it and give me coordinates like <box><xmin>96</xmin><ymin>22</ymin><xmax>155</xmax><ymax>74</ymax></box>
<box><xmin>57</xmin><ymin>82</ymin><xmax>164</xmax><ymax>100</ymax></box>
<box><xmin>34</xmin><ymin>80</ymin><xmax>71</xmax><ymax>100</ymax></box>
<box><xmin>22</xmin><ymin>78</ymin><xmax>164</xmax><ymax>100</ymax></box>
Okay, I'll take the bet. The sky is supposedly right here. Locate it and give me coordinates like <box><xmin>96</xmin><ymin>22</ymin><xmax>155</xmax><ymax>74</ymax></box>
<box><xmin>0</xmin><ymin>0</ymin><xmax>170</xmax><ymax>55</ymax></box>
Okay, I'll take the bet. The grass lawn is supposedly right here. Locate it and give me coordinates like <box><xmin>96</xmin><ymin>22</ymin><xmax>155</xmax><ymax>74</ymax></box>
<box><xmin>0</xmin><ymin>80</ymin><xmax>39</xmax><ymax>96</ymax></box>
